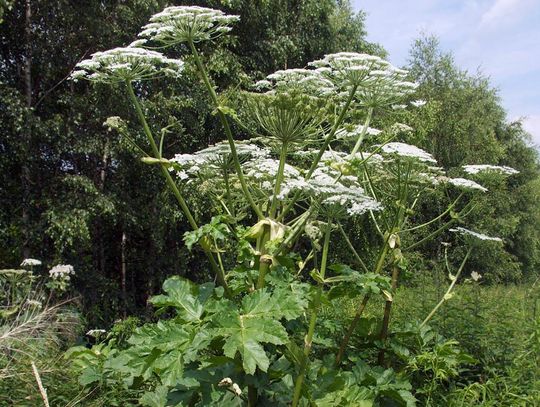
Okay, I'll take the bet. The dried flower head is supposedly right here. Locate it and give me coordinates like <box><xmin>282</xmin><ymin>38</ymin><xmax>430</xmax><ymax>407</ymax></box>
<box><xmin>139</xmin><ymin>6</ymin><xmax>239</xmax><ymax>45</ymax></box>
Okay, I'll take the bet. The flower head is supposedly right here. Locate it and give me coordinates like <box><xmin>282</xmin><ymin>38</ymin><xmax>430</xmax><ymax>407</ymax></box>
<box><xmin>380</xmin><ymin>142</ymin><xmax>436</xmax><ymax>163</ymax></box>
<box><xmin>139</xmin><ymin>6</ymin><xmax>239</xmax><ymax>45</ymax></box>
<box><xmin>447</xmin><ymin>177</ymin><xmax>488</xmax><ymax>192</ymax></box>
<box><xmin>309</xmin><ymin>52</ymin><xmax>418</xmax><ymax>107</ymax></box>
<box><xmin>49</xmin><ymin>264</ymin><xmax>75</xmax><ymax>280</ymax></box>
<box><xmin>71</xmin><ymin>47</ymin><xmax>184</xmax><ymax>84</ymax></box>
<box><xmin>470</xmin><ymin>271</ymin><xmax>482</xmax><ymax>281</ymax></box>
<box><xmin>450</xmin><ymin>227</ymin><xmax>502</xmax><ymax>242</ymax></box>
<box><xmin>86</xmin><ymin>329</ymin><xmax>107</xmax><ymax>337</ymax></box>
<box><xmin>462</xmin><ymin>164</ymin><xmax>519</xmax><ymax>176</ymax></box>
<box><xmin>20</xmin><ymin>258</ymin><xmax>42</xmax><ymax>267</ymax></box>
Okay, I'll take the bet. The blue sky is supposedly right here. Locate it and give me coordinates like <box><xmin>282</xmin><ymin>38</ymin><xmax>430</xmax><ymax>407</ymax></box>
<box><xmin>351</xmin><ymin>0</ymin><xmax>540</xmax><ymax>148</ymax></box>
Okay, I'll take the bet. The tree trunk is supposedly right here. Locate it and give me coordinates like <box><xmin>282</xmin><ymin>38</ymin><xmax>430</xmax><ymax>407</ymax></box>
<box><xmin>121</xmin><ymin>230</ymin><xmax>127</xmax><ymax>318</ymax></box>
<box><xmin>21</xmin><ymin>0</ymin><xmax>32</xmax><ymax>259</ymax></box>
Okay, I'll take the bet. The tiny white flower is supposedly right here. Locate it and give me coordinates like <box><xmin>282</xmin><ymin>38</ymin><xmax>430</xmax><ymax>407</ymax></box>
<box><xmin>470</xmin><ymin>271</ymin><xmax>482</xmax><ymax>281</ymax></box>
<box><xmin>86</xmin><ymin>329</ymin><xmax>106</xmax><ymax>337</ymax></box>
<box><xmin>49</xmin><ymin>264</ymin><xmax>75</xmax><ymax>279</ymax></box>
<box><xmin>218</xmin><ymin>377</ymin><xmax>234</xmax><ymax>387</ymax></box>
<box><xmin>231</xmin><ymin>383</ymin><xmax>242</xmax><ymax>396</ymax></box>
<box><xmin>411</xmin><ymin>100</ymin><xmax>427</xmax><ymax>107</ymax></box>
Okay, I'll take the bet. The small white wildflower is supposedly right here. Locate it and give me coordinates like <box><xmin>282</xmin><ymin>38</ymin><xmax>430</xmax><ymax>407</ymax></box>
<box><xmin>411</xmin><ymin>100</ymin><xmax>427</xmax><ymax>107</ymax></box>
<box><xmin>470</xmin><ymin>271</ymin><xmax>482</xmax><ymax>281</ymax></box>
<box><xmin>49</xmin><ymin>264</ymin><xmax>75</xmax><ymax>279</ymax></box>
<box><xmin>86</xmin><ymin>329</ymin><xmax>106</xmax><ymax>337</ymax></box>
<box><xmin>447</xmin><ymin>178</ymin><xmax>488</xmax><ymax>192</ymax></box>
<box><xmin>20</xmin><ymin>258</ymin><xmax>42</xmax><ymax>267</ymax></box>
<box><xmin>218</xmin><ymin>377</ymin><xmax>234</xmax><ymax>387</ymax></box>
<box><xmin>450</xmin><ymin>227</ymin><xmax>502</xmax><ymax>242</ymax></box>
<box><xmin>231</xmin><ymin>383</ymin><xmax>242</xmax><ymax>396</ymax></box>
<box><xmin>389</xmin><ymin>123</ymin><xmax>414</xmax><ymax>133</ymax></box>
<box><xmin>462</xmin><ymin>164</ymin><xmax>519</xmax><ymax>176</ymax></box>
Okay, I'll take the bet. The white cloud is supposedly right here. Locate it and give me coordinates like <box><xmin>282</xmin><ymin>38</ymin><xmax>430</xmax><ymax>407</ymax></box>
<box><xmin>480</xmin><ymin>0</ymin><xmax>535</xmax><ymax>28</ymax></box>
<box><xmin>352</xmin><ymin>0</ymin><xmax>540</xmax><ymax>150</ymax></box>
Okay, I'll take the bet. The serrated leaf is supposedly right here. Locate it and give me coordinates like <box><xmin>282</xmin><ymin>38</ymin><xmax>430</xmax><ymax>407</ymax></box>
<box><xmin>139</xmin><ymin>385</ymin><xmax>168</xmax><ymax>407</ymax></box>
<box><xmin>214</xmin><ymin>290</ymin><xmax>289</xmax><ymax>374</ymax></box>
<box><xmin>149</xmin><ymin>277</ymin><xmax>203</xmax><ymax>322</ymax></box>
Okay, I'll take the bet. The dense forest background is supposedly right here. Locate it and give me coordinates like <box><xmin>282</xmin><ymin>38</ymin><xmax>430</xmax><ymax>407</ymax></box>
<box><xmin>1</xmin><ymin>0</ymin><xmax>538</xmax><ymax>327</ymax></box>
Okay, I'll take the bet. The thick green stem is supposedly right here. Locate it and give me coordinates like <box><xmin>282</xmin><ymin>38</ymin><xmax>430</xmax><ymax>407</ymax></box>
<box><xmin>269</xmin><ymin>142</ymin><xmax>288</xmax><ymax>219</ymax></box>
<box><xmin>350</xmin><ymin>107</ymin><xmax>374</xmax><ymax>156</ymax></box>
<box><xmin>377</xmin><ymin>264</ymin><xmax>400</xmax><ymax>366</ymax></box>
<box><xmin>335</xmin><ymin>294</ymin><xmax>370</xmax><ymax>365</ymax></box>
<box><xmin>421</xmin><ymin>247</ymin><xmax>473</xmax><ymax>327</ymax></box>
<box><xmin>126</xmin><ymin>82</ymin><xmax>230</xmax><ymax>295</ymax></box>
<box><xmin>291</xmin><ymin>221</ymin><xmax>332</xmax><ymax>407</ymax></box>
<box><xmin>187</xmin><ymin>40</ymin><xmax>264</xmax><ymax>220</ymax></box>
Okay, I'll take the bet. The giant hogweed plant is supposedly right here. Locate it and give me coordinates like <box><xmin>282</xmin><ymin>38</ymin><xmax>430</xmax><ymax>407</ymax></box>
<box><xmin>67</xmin><ymin>6</ymin><xmax>518</xmax><ymax>406</ymax></box>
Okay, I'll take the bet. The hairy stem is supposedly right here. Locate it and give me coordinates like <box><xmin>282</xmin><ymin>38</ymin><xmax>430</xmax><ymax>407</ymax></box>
<box><xmin>126</xmin><ymin>82</ymin><xmax>230</xmax><ymax>295</ymax></box>
<box><xmin>335</xmin><ymin>294</ymin><xmax>370</xmax><ymax>365</ymax></box>
<box><xmin>292</xmin><ymin>220</ymin><xmax>332</xmax><ymax>407</ymax></box>
<box><xmin>350</xmin><ymin>107</ymin><xmax>374</xmax><ymax>156</ymax></box>
<box><xmin>377</xmin><ymin>264</ymin><xmax>400</xmax><ymax>366</ymax></box>
<box><xmin>269</xmin><ymin>142</ymin><xmax>288</xmax><ymax>218</ymax></box>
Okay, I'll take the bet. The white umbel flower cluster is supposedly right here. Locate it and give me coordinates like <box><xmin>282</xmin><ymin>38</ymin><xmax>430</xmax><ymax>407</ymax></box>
<box><xmin>49</xmin><ymin>264</ymin><xmax>75</xmax><ymax>280</ymax></box>
<box><xmin>170</xmin><ymin>142</ymin><xmax>269</xmax><ymax>180</ymax></box>
<box><xmin>218</xmin><ymin>377</ymin><xmax>242</xmax><ymax>396</ymax></box>
<box><xmin>307</xmin><ymin>168</ymin><xmax>382</xmax><ymax>216</ymax></box>
<box><xmin>20</xmin><ymin>258</ymin><xmax>42</xmax><ymax>267</ymax></box>
<box><xmin>450</xmin><ymin>227</ymin><xmax>502</xmax><ymax>242</ymax></box>
<box><xmin>309</xmin><ymin>52</ymin><xmax>388</xmax><ymax>87</ymax></box>
<box><xmin>86</xmin><ymin>329</ymin><xmax>107</xmax><ymax>337</ymax></box>
<box><xmin>139</xmin><ymin>6</ymin><xmax>240</xmax><ymax>45</ymax></box>
<box><xmin>447</xmin><ymin>177</ymin><xmax>488</xmax><ymax>192</ymax></box>
<box><xmin>256</xmin><ymin>68</ymin><xmax>335</xmax><ymax>96</ymax></box>
<box><xmin>309</xmin><ymin>52</ymin><xmax>418</xmax><ymax>107</ymax></box>
<box><xmin>380</xmin><ymin>142</ymin><xmax>437</xmax><ymax>163</ymax></box>
<box><xmin>410</xmin><ymin>100</ymin><xmax>427</xmax><ymax>107</ymax></box>
<box><xmin>335</xmin><ymin>124</ymin><xmax>382</xmax><ymax>141</ymax></box>
<box><xmin>462</xmin><ymin>164</ymin><xmax>519</xmax><ymax>176</ymax></box>
<box><xmin>71</xmin><ymin>47</ymin><xmax>184</xmax><ymax>84</ymax></box>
